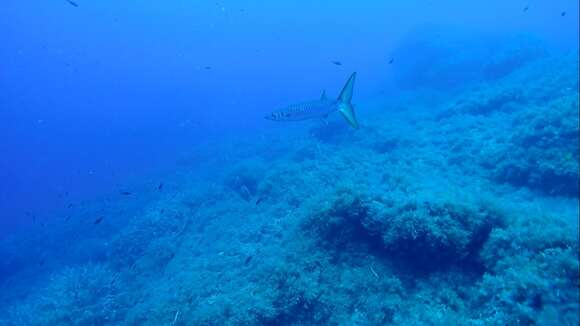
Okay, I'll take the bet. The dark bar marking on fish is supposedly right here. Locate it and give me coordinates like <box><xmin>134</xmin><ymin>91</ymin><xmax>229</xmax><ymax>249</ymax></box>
<box><xmin>66</xmin><ymin>0</ymin><xmax>79</xmax><ymax>7</ymax></box>
<box><xmin>94</xmin><ymin>217</ymin><xmax>104</xmax><ymax>225</ymax></box>
<box><xmin>120</xmin><ymin>191</ymin><xmax>132</xmax><ymax>196</ymax></box>
<box><xmin>331</xmin><ymin>61</ymin><xmax>342</xmax><ymax>66</ymax></box>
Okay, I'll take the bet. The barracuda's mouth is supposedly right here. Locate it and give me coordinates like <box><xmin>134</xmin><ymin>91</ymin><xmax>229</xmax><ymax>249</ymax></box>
<box><xmin>264</xmin><ymin>112</ymin><xmax>281</xmax><ymax>121</ymax></box>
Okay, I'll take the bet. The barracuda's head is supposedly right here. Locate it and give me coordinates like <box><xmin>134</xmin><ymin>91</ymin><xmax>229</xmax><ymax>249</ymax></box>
<box><xmin>264</xmin><ymin>111</ymin><xmax>285</xmax><ymax>121</ymax></box>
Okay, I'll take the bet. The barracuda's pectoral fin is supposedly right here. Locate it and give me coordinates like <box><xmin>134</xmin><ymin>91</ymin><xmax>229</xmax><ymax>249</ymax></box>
<box><xmin>337</xmin><ymin>72</ymin><xmax>359</xmax><ymax>129</ymax></box>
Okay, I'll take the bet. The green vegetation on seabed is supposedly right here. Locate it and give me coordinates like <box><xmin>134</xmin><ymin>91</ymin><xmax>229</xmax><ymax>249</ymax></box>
<box><xmin>0</xmin><ymin>54</ymin><xmax>578</xmax><ymax>325</ymax></box>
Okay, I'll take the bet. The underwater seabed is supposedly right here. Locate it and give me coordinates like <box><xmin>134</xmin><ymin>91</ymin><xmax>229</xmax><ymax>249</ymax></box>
<box><xmin>0</xmin><ymin>54</ymin><xmax>579</xmax><ymax>325</ymax></box>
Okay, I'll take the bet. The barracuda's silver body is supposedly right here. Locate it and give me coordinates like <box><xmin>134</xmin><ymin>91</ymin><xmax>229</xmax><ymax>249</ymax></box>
<box><xmin>265</xmin><ymin>72</ymin><xmax>359</xmax><ymax>129</ymax></box>
<box><xmin>268</xmin><ymin>97</ymin><xmax>338</xmax><ymax>121</ymax></box>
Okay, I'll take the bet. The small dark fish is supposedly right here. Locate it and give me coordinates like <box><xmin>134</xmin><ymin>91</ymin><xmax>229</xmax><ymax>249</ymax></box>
<box><xmin>66</xmin><ymin>0</ymin><xmax>79</xmax><ymax>7</ymax></box>
<box><xmin>94</xmin><ymin>217</ymin><xmax>104</xmax><ymax>225</ymax></box>
<box><xmin>388</xmin><ymin>58</ymin><xmax>394</xmax><ymax>64</ymax></box>
<box><xmin>244</xmin><ymin>255</ymin><xmax>253</xmax><ymax>265</ymax></box>
<box><xmin>120</xmin><ymin>191</ymin><xmax>131</xmax><ymax>196</ymax></box>
<box><xmin>160</xmin><ymin>209</ymin><xmax>165</xmax><ymax>214</ymax></box>
<box><xmin>523</xmin><ymin>6</ymin><xmax>528</xmax><ymax>12</ymax></box>
<box><xmin>561</xmin><ymin>11</ymin><xmax>566</xmax><ymax>16</ymax></box>
<box><xmin>204</xmin><ymin>66</ymin><xmax>212</xmax><ymax>70</ymax></box>
<box><xmin>158</xmin><ymin>183</ymin><xmax>164</xmax><ymax>190</ymax></box>
<box><xmin>331</xmin><ymin>61</ymin><xmax>342</xmax><ymax>66</ymax></box>
<box><xmin>255</xmin><ymin>197</ymin><xmax>264</xmax><ymax>205</ymax></box>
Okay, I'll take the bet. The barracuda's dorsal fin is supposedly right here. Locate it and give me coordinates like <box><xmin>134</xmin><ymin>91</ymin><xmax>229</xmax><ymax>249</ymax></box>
<box><xmin>338</xmin><ymin>72</ymin><xmax>356</xmax><ymax>103</ymax></box>
<box><xmin>337</xmin><ymin>72</ymin><xmax>359</xmax><ymax>129</ymax></box>
<box><xmin>321</xmin><ymin>90</ymin><xmax>327</xmax><ymax>100</ymax></box>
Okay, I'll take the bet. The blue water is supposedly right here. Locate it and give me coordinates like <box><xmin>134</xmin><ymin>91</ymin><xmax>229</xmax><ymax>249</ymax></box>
<box><xmin>1</xmin><ymin>1</ymin><xmax>578</xmax><ymax>325</ymax></box>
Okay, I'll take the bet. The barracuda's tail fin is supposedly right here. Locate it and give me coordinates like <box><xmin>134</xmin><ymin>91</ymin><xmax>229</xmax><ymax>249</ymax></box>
<box><xmin>338</xmin><ymin>72</ymin><xmax>356</xmax><ymax>103</ymax></box>
<box><xmin>337</xmin><ymin>72</ymin><xmax>359</xmax><ymax>129</ymax></box>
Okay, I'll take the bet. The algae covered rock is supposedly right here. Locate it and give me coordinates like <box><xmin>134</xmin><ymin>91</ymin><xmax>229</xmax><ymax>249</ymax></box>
<box><xmin>369</xmin><ymin>199</ymin><xmax>503</xmax><ymax>271</ymax></box>
<box><xmin>224</xmin><ymin>160</ymin><xmax>265</xmax><ymax>201</ymax></box>
<box><xmin>306</xmin><ymin>189</ymin><xmax>505</xmax><ymax>272</ymax></box>
<box><xmin>486</xmin><ymin>95</ymin><xmax>579</xmax><ymax>196</ymax></box>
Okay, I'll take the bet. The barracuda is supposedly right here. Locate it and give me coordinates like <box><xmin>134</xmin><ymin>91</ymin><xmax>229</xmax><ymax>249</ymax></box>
<box><xmin>265</xmin><ymin>72</ymin><xmax>359</xmax><ymax>129</ymax></box>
